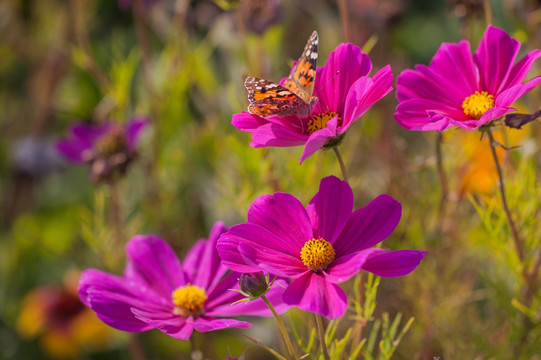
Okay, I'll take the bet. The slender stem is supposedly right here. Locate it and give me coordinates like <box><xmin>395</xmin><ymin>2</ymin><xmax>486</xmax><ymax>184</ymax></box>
<box><xmin>315</xmin><ymin>314</ymin><xmax>330</xmax><ymax>360</ymax></box>
<box><xmin>530</xmin><ymin>250</ymin><xmax>541</xmax><ymax>283</ymax></box>
<box><xmin>485</xmin><ymin>130</ymin><xmax>537</xmax><ymax>357</ymax></box>
<box><xmin>358</xmin><ymin>272</ymin><xmax>365</xmax><ymax>336</ymax></box>
<box><xmin>243</xmin><ymin>335</ymin><xmax>288</xmax><ymax>360</ymax></box>
<box><xmin>436</xmin><ymin>132</ymin><xmax>448</xmax><ymax>215</ymax></box>
<box><xmin>332</xmin><ymin>147</ymin><xmax>349</xmax><ymax>182</ymax></box>
<box><xmin>132</xmin><ymin>0</ymin><xmax>154</xmax><ymax>90</ymax></box>
<box><xmin>190</xmin><ymin>333</ymin><xmax>199</xmax><ymax>357</ymax></box>
<box><xmin>351</xmin><ymin>272</ymin><xmax>365</xmax><ymax>354</ymax></box>
<box><xmin>337</xmin><ymin>0</ymin><xmax>350</xmax><ymax>43</ymax></box>
<box><xmin>234</xmin><ymin>6</ymin><xmax>256</xmax><ymax>76</ymax></box>
<box><xmin>485</xmin><ymin>128</ymin><xmax>524</xmax><ymax>262</ymax></box>
<box><xmin>128</xmin><ymin>334</ymin><xmax>147</xmax><ymax>360</ymax></box>
<box><xmin>69</xmin><ymin>0</ymin><xmax>111</xmax><ymax>91</ymax></box>
<box><xmin>108</xmin><ymin>180</ymin><xmax>126</xmax><ymax>269</ymax></box>
<box><xmin>483</xmin><ymin>0</ymin><xmax>493</xmax><ymax>26</ymax></box>
<box><xmin>132</xmin><ymin>0</ymin><xmax>162</xmax><ymax>228</ymax></box>
<box><xmin>261</xmin><ymin>295</ymin><xmax>296</xmax><ymax>360</ymax></box>
<box><xmin>173</xmin><ymin>0</ymin><xmax>190</xmax><ymax>34</ymax></box>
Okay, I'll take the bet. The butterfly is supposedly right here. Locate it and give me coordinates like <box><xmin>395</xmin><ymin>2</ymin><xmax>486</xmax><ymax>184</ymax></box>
<box><xmin>244</xmin><ymin>31</ymin><xmax>318</xmax><ymax>118</ymax></box>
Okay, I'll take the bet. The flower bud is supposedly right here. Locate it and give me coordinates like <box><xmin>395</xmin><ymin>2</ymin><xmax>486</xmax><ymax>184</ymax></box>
<box><xmin>238</xmin><ymin>272</ymin><xmax>269</xmax><ymax>299</ymax></box>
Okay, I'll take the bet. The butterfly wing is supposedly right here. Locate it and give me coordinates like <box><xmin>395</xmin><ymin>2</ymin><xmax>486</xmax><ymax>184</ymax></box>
<box><xmin>282</xmin><ymin>30</ymin><xmax>318</xmax><ymax>104</ymax></box>
<box><xmin>245</xmin><ymin>77</ymin><xmax>309</xmax><ymax>117</ymax></box>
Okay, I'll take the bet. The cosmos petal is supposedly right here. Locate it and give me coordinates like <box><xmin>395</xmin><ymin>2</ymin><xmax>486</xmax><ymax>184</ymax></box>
<box><xmin>325</xmin><ymin>248</ymin><xmax>384</xmax><ymax>284</ymax></box>
<box><xmin>188</xmin><ymin>317</ymin><xmax>252</xmax><ymax>332</ymax></box>
<box><xmin>361</xmin><ymin>250</ymin><xmax>427</xmax><ymax>277</ymax></box>
<box><xmin>306</xmin><ymin>176</ymin><xmax>353</xmax><ymax>244</ymax></box>
<box><xmin>283</xmin><ymin>271</ymin><xmax>348</xmax><ymax>319</ymax></box>
<box><xmin>126</xmin><ymin>235</ymin><xmax>185</xmax><ymax>298</ymax></box>
<box><xmin>300</xmin><ymin>117</ymin><xmax>339</xmax><ymax>163</ymax></box>
<box><xmin>333</xmin><ymin>194</ymin><xmax>401</xmax><ymax>256</ymax></box>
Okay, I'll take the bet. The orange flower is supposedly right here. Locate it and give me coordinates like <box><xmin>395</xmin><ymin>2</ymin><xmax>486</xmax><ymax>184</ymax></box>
<box><xmin>16</xmin><ymin>271</ymin><xmax>114</xmax><ymax>359</ymax></box>
<box><xmin>457</xmin><ymin>127</ymin><xmax>525</xmax><ymax>196</ymax></box>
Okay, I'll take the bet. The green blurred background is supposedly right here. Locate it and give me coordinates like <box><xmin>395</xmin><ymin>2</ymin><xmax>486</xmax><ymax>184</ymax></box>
<box><xmin>1</xmin><ymin>0</ymin><xmax>541</xmax><ymax>358</ymax></box>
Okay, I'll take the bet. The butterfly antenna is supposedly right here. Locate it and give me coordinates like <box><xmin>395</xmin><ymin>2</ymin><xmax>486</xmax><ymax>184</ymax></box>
<box><xmin>317</xmin><ymin>70</ymin><xmax>340</xmax><ymax>93</ymax></box>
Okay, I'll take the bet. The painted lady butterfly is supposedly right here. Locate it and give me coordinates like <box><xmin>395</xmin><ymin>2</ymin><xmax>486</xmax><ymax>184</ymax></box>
<box><xmin>244</xmin><ymin>31</ymin><xmax>318</xmax><ymax>118</ymax></box>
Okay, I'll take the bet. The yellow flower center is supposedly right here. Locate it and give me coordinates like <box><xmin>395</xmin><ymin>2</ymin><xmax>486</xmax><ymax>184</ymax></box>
<box><xmin>307</xmin><ymin>112</ymin><xmax>341</xmax><ymax>134</ymax></box>
<box><xmin>95</xmin><ymin>127</ymin><xmax>128</xmax><ymax>157</ymax></box>
<box><xmin>462</xmin><ymin>91</ymin><xmax>494</xmax><ymax>118</ymax></box>
<box><xmin>171</xmin><ymin>284</ymin><xmax>207</xmax><ymax>317</ymax></box>
<box><xmin>300</xmin><ymin>238</ymin><xmax>336</xmax><ymax>271</ymax></box>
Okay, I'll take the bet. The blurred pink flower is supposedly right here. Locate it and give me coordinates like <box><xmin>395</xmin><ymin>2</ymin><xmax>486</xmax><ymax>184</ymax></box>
<box><xmin>55</xmin><ymin>118</ymin><xmax>147</xmax><ymax>183</ymax></box>
<box><xmin>395</xmin><ymin>25</ymin><xmax>541</xmax><ymax>131</ymax></box>
<box><xmin>79</xmin><ymin>222</ymin><xmax>289</xmax><ymax>340</ymax></box>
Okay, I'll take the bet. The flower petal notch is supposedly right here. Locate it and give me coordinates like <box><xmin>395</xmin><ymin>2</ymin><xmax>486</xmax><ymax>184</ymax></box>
<box><xmin>79</xmin><ymin>222</ymin><xmax>290</xmax><ymax>340</ymax></box>
<box><xmin>395</xmin><ymin>25</ymin><xmax>541</xmax><ymax>131</ymax></box>
<box><xmin>217</xmin><ymin>176</ymin><xmax>426</xmax><ymax>319</ymax></box>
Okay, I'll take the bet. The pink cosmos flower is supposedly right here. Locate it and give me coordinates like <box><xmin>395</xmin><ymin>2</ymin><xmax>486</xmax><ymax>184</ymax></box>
<box><xmin>233</xmin><ymin>43</ymin><xmax>393</xmax><ymax>163</ymax></box>
<box><xmin>394</xmin><ymin>25</ymin><xmax>541</xmax><ymax>131</ymax></box>
<box><xmin>217</xmin><ymin>176</ymin><xmax>426</xmax><ymax>319</ymax></box>
<box><xmin>79</xmin><ymin>222</ymin><xmax>289</xmax><ymax>340</ymax></box>
<box><xmin>55</xmin><ymin>118</ymin><xmax>147</xmax><ymax>183</ymax></box>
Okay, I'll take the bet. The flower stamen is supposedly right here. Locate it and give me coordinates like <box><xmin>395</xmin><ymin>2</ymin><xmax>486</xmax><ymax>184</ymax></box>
<box><xmin>462</xmin><ymin>91</ymin><xmax>494</xmax><ymax>118</ymax></box>
<box><xmin>172</xmin><ymin>284</ymin><xmax>207</xmax><ymax>317</ymax></box>
<box><xmin>300</xmin><ymin>238</ymin><xmax>336</xmax><ymax>271</ymax></box>
<box><xmin>307</xmin><ymin>112</ymin><xmax>341</xmax><ymax>134</ymax></box>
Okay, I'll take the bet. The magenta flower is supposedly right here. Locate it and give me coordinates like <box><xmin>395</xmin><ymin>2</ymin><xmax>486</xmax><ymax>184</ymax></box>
<box><xmin>55</xmin><ymin>118</ymin><xmax>147</xmax><ymax>183</ymax></box>
<box><xmin>217</xmin><ymin>176</ymin><xmax>426</xmax><ymax>319</ymax></box>
<box><xmin>79</xmin><ymin>222</ymin><xmax>289</xmax><ymax>340</ymax></box>
<box><xmin>395</xmin><ymin>25</ymin><xmax>541</xmax><ymax>131</ymax></box>
<box><xmin>233</xmin><ymin>43</ymin><xmax>393</xmax><ymax>163</ymax></box>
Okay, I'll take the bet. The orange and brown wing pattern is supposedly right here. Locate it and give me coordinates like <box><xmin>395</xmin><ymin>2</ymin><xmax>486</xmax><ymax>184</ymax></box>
<box><xmin>245</xmin><ymin>77</ymin><xmax>308</xmax><ymax>117</ymax></box>
<box><xmin>282</xmin><ymin>31</ymin><xmax>318</xmax><ymax>104</ymax></box>
<box><xmin>244</xmin><ymin>31</ymin><xmax>318</xmax><ymax>118</ymax></box>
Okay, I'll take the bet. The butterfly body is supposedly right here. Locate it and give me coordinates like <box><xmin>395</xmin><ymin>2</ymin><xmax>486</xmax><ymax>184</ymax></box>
<box><xmin>245</xmin><ymin>31</ymin><xmax>318</xmax><ymax>118</ymax></box>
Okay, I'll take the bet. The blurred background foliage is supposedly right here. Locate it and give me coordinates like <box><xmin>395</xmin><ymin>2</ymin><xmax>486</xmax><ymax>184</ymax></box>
<box><xmin>1</xmin><ymin>0</ymin><xmax>541</xmax><ymax>358</ymax></box>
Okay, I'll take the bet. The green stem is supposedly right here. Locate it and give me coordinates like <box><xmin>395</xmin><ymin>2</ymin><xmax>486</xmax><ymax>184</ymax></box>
<box><xmin>243</xmin><ymin>335</ymin><xmax>287</xmax><ymax>360</ymax></box>
<box><xmin>436</xmin><ymin>132</ymin><xmax>448</xmax><ymax>215</ymax></box>
<box><xmin>108</xmin><ymin>180</ymin><xmax>125</xmax><ymax>270</ymax></box>
<box><xmin>483</xmin><ymin>0</ymin><xmax>493</xmax><ymax>26</ymax></box>
<box><xmin>332</xmin><ymin>147</ymin><xmax>349</xmax><ymax>183</ymax></box>
<box><xmin>486</xmin><ymin>129</ymin><xmax>538</xmax><ymax>357</ymax></box>
<box><xmin>132</xmin><ymin>0</ymin><xmax>154</xmax><ymax>90</ymax></box>
<box><xmin>69</xmin><ymin>0</ymin><xmax>111</xmax><ymax>92</ymax></box>
<box><xmin>190</xmin><ymin>334</ymin><xmax>196</xmax><ymax>353</ymax></box>
<box><xmin>337</xmin><ymin>0</ymin><xmax>350</xmax><ymax>43</ymax></box>
<box><xmin>128</xmin><ymin>334</ymin><xmax>147</xmax><ymax>360</ymax></box>
<box><xmin>485</xmin><ymin>128</ymin><xmax>524</xmax><ymax>262</ymax></box>
<box><xmin>315</xmin><ymin>314</ymin><xmax>330</xmax><ymax>360</ymax></box>
<box><xmin>261</xmin><ymin>295</ymin><xmax>296</xmax><ymax>360</ymax></box>
<box><xmin>351</xmin><ymin>272</ymin><xmax>365</xmax><ymax>354</ymax></box>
